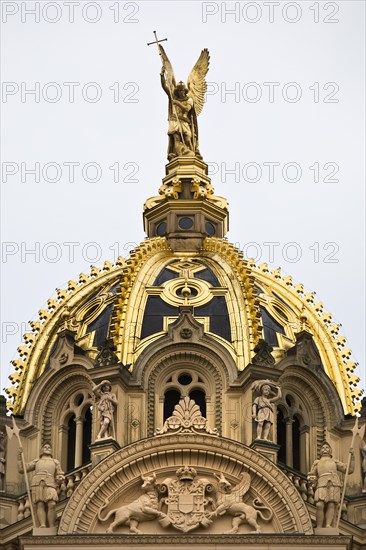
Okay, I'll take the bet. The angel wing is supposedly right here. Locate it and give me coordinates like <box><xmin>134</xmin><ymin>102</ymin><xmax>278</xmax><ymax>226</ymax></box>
<box><xmin>187</xmin><ymin>49</ymin><xmax>210</xmax><ymax>116</ymax></box>
<box><xmin>233</xmin><ymin>472</ymin><xmax>251</xmax><ymax>499</ymax></box>
<box><xmin>159</xmin><ymin>44</ymin><xmax>176</xmax><ymax>90</ymax></box>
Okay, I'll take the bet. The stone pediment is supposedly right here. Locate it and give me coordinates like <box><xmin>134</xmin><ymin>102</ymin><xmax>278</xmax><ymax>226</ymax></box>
<box><xmin>58</xmin><ymin>433</ymin><xmax>312</xmax><ymax>536</ymax></box>
<box><xmin>167</xmin><ymin>306</ymin><xmax>205</xmax><ymax>343</ymax></box>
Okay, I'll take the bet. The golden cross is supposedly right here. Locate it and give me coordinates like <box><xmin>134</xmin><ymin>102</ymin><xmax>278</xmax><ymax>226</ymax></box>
<box><xmin>147</xmin><ymin>30</ymin><xmax>167</xmax><ymax>49</ymax></box>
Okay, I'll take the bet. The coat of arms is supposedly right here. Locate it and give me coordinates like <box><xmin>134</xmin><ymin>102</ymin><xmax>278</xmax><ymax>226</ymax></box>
<box><xmin>158</xmin><ymin>466</ymin><xmax>214</xmax><ymax>532</ymax></box>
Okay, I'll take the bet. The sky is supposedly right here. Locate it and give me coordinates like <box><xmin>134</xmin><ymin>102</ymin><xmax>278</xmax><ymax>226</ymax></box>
<box><xmin>1</xmin><ymin>0</ymin><xmax>365</xmax><ymax>400</ymax></box>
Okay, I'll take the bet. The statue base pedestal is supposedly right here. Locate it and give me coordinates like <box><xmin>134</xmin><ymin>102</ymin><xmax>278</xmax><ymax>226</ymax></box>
<box><xmin>164</xmin><ymin>156</ymin><xmax>211</xmax><ymax>186</ymax></box>
<box><xmin>33</xmin><ymin>527</ymin><xmax>57</xmax><ymax>536</ymax></box>
<box><xmin>250</xmin><ymin>439</ymin><xmax>280</xmax><ymax>464</ymax></box>
<box><xmin>314</xmin><ymin>527</ymin><xmax>340</xmax><ymax>535</ymax></box>
<box><xmin>90</xmin><ymin>438</ymin><xmax>121</xmax><ymax>468</ymax></box>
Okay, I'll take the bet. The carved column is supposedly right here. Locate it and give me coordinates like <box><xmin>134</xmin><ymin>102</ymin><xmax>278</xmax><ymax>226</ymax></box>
<box><xmin>300</xmin><ymin>424</ymin><xmax>310</xmax><ymax>473</ymax></box>
<box><xmin>58</xmin><ymin>424</ymin><xmax>68</xmax><ymax>472</ymax></box>
<box><xmin>286</xmin><ymin>418</ymin><xmax>294</xmax><ymax>468</ymax></box>
<box><xmin>74</xmin><ymin>416</ymin><xmax>83</xmax><ymax>468</ymax></box>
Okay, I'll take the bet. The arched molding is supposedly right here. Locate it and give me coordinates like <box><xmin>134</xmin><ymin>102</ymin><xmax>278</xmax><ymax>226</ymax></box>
<box><xmin>24</xmin><ymin>365</ymin><xmax>94</xmax><ymax>450</ymax></box>
<box><xmin>25</xmin><ymin>353</ymin><xmax>94</xmax><ymax>424</ymax></box>
<box><xmin>132</xmin><ymin>312</ymin><xmax>239</xmax><ymax>435</ymax></box>
<box><xmin>132</xmin><ymin>312</ymin><xmax>238</xmax><ymax>387</ymax></box>
<box><xmin>147</xmin><ymin>349</ymin><xmax>223</xmax><ymax>434</ymax></box>
<box><xmin>58</xmin><ymin>433</ymin><xmax>313</xmax><ymax>536</ymax></box>
<box><xmin>279</xmin><ymin>366</ymin><xmax>344</xmax><ymax>429</ymax></box>
<box><xmin>278</xmin><ymin>394</ymin><xmax>309</xmax><ymax>427</ymax></box>
<box><xmin>7</xmin><ymin>262</ymin><xmax>124</xmax><ymax>414</ymax></box>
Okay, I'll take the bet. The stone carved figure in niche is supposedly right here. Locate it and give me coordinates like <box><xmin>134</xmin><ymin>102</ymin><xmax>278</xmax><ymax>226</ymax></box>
<box><xmin>159</xmin><ymin>45</ymin><xmax>209</xmax><ymax>161</ymax></box>
<box><xmin>18</xmin><ymin>443</ymin><xmax>64</xmax><ymax>528</ymax></box>
<box><xmin>308</xmin><ymin>441</ymin><xmax>354</xmax><ymax>529</ymax></box>
<box><xmin>252</xmin><ymin>379</ymin><xmax>281</xmax><ymax>441</ymax></box>
<box><xmin>0</xmin><ymin>431</ymin><xmax>6</xmax><ymax>491</ymax></box>
<box><xmin>92</xmin><ymin>380</ymin><xmax>118</xmax><ymax>440</ymax></box>
<box><xmin>209</xmin><ymin>472</ymin><xmax>273</xmax><ymax>533</ymax></box>
<box><xmin>361</xmin><ymin>438</ymin><xmax>366</xmax><ymax>492</ymax></box>
<box><xmin>98</xmin><ymin>473</ymin><xmax>166</xmax><ymax>534</ymax></box>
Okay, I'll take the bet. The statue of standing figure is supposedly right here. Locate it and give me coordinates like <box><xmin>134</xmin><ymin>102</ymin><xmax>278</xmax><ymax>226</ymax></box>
<box><xmin>18</xmin><ymin>443</ymin><xmax>64</xmax><ymax>528</ymax></box>
<box><xmin>308</xmin><ymin>441</ymin><xmax>354</xmax><ymax>529</ymax></box>
<box><xmin>158</xmin><ymin>45</ymin><xmax>209</xmax><ymax>161</ymax></box>
<box><xmin>252</xmin><ymin>380</ymin><xmax>282</xmax><ymax>441</ymax></box>
<box><xmin>92</xmin><ymin>380</ymin><xmax>118</xmax><ymax>440</ymax></box>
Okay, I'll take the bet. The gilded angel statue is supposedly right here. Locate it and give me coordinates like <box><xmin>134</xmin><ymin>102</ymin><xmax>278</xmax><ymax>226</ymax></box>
<box><xmin>159</xmin><ymin>45</ymin><xmax>210</xmax><ymax>161</ymax></box>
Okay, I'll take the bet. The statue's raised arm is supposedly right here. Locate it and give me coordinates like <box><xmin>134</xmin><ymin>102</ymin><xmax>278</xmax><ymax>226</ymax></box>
<box><xmin>158</xmin><ymin>44</ymin><xmax>210</xmax><ymax>161</ymax></box>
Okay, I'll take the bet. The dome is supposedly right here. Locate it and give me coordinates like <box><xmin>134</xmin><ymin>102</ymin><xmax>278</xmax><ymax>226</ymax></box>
<box><xmin>6</xmin><ymin>234</ymin><xmax>361</xmax><ymax>416</ymax></box>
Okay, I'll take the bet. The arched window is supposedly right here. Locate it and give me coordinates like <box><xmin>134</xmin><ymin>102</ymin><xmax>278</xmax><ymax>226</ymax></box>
<box><xmin>160</xmin><ymin>369</ymin><xmax>208</xmax><ymax>426</ymax></box>
<box><xmin>189</xmin><ymin>389</ymin><xmax>206</xmax><ymax>417</ymax></box>
<box><xmin>59</xmin><ymin>390</ymin><xmax>93</xmax><ymax>472</ymax></box>
<box><xmin>277</xmin><ymin>408</ymin><xmax>287</xmax><ymax>465</ymax></box>
<box><xmin>67</xmin><ymin>414</ymin><xmax>76</xmax><ymax>472</ymax></box>
<box><xmin>276</xmin><ymin>397</ymin><xmax>305</xmax><ymax>472</ymax></box>
<box><xmin>292</xmin><ymin>415</ymin><xmax>301</xmax><ymax>471</ymax></box>
<box><xmin>82</xmin><ymin>407</ymin><xmax>92</xmax><ymax>464</ymax></box>
<box><xmin>164</xmin><ymin>389</ymin><xmax>181</xmax><ymax>421</ymax></box>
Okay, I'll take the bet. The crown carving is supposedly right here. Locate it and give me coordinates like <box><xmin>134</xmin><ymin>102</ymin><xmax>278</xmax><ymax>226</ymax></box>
<box><xmin>176</xmin><ymin>466</ymin><xmax>197</xmax><ymax>481</ymax></box>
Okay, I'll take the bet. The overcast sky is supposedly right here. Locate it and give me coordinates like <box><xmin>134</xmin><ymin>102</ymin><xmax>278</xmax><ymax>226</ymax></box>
<box><xmin>1</xmin><ymin>1</ymin><xmax>365</xmax><ymax>399</ymax></box>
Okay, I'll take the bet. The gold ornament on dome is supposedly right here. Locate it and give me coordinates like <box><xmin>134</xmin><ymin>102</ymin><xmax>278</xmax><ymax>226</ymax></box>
<box><xmin>148</xmin><ymin>31</ymin><xmax>209</xmax><ymax>161</ymax></box>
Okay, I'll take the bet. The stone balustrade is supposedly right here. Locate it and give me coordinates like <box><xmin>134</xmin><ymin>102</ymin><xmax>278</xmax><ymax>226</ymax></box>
<box><xmin>280</xmin><ymin>464</ymin><xmax>348</xmax><ymax>519</ymax></box>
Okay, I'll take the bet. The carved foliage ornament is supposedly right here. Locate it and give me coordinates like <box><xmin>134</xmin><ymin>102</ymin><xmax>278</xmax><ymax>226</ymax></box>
<box><xmin>155</xmin><ymin>397</ymin><xmax>218</xmax><ymax>436</ymax></box>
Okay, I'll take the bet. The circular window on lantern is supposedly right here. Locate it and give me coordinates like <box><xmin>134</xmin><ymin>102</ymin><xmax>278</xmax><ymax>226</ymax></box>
<box><xmin>178</xmin><ymin>217</ymin><xmax>194</xmax><ymax>230</ymax></box>
<box><xmin>156</xmin><ymin>221</ymin><xmax>167</xmax><ymax>236</ymax></box>
<box><xmin>205</xmin><ymin>221</ymin><xmax>216</xmax><ymax>236</ymax></box>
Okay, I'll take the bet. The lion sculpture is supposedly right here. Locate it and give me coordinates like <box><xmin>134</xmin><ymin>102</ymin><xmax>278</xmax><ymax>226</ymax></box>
<box><xmin>210</xmin><ymin>472</ymin><xmax>273</xmax><ymax>534</ymax></box>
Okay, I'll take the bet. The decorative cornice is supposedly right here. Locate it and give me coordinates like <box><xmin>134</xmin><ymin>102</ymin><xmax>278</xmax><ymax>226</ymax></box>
<box><xmin>20</xmin><ymin>534</ymin><xmax>353</xmax><ymax>548</ymax></box>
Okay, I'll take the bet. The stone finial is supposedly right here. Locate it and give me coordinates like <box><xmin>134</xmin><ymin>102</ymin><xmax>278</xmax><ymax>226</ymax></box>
<box><xmin>95</xmin><ymin>340</ymin><xmax>119</xmax><ymax>368</ymax></box>
<box><xmin>251</xmin><ymin>339</ymin><xmax>275</xmax><ymax>367</ymax></box>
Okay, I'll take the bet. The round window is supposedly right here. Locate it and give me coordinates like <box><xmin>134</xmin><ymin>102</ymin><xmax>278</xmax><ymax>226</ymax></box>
<box><xmin>156</xmin><ymin>221</ymin><xmax>167</xmax><ymax>236</ymax></box>
<box><xmin>178</xmin><ymin>217</ymin><xmax>194</xmax><ymax>230</ymax></box>
<box><xmin>178</xmin><ymin>373</ymin><xmax>192</xmax><ymax>385</ymax></box>
<box><xmin>205</xmin><ymin>221</ymin><xmax>216</xmax><ymax>236</ymax></box>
